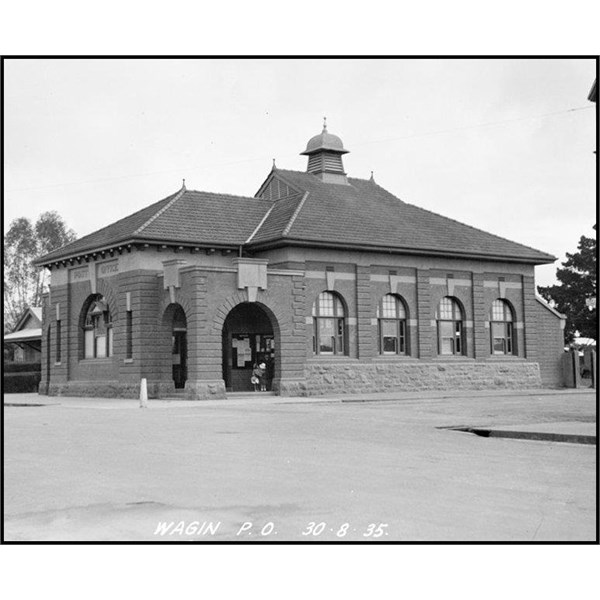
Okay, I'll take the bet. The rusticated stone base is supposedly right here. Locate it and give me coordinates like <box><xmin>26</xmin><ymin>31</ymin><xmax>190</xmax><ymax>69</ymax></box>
<box><xmin>180</xmin><ymin>379</ymin><xmax>226</xmax><ymax>400</ymax></box>
<box><xmin>39</xmin><ymin>362</ymin><xmax>542</xmax><ymax>399</ymax></box>
<box><xmin>40</xmin><ymin>379</ymin><xmax>227</xmax><ymax>400</ymax></box>
<box><xmin>273</xmin><ymin>378</ymin><xmax>306</xmax><ymax>397</ymax></box>
<box><xmin>296</xmin><ymin>360</ymin><xmax>542</xmax><ymax>396</ymax></box>
<box><xmin>43</xmin><ymin>380</ymin><xmax>146</xmax><ymax>399</ymax></box>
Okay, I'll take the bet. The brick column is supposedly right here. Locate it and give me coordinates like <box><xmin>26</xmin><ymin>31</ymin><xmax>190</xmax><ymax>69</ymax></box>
<box><xmin>50</xmin><ymin>284</ymin><xmax>69</xmax><ymax>386</ymax></box>
<box><xmin>39</xmin><ymin>293</ymin><xmax>50</xmax><ymax>394</ymax></box>
<box><xmin>117</xmin><ymin>271</ymin><xmax>162</xmax><ymax>382</ymax></box>
<box><xmin>186</xmin><ymin>271</ymin><xmax>217</xmax><ymax>382</ymax></box>
<box><xmin>355</xmin><ymin>265</ymin><xmax>373</xmax><ymax>360</ymax></box>
<box><xmin>416</xmin><ymin>269</ymin><xmax>434</xmax><ymax>358</ymax></box>
<box><xmin>521</xmin><ymin>275</ymin><xmax>539</xmax><ymax>361</ymax></box>
<box><xmin>278</xmin><ymin>274</ymin><xmax>308</xmax><ymax>384</ymax></box>
<box><xmin>471</xmin><ymin>273</ymin><xmax>489</xmax><ymax>359</ymax></box>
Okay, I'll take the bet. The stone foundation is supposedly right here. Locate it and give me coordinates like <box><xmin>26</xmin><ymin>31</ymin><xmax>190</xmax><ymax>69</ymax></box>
<box><xmin>181</xmin><ymin>379</ymin><xmax>226</xmax><ymax>400</ymax></box>
<box><xmin>40</xmin><ymin>378</ymin><xmax>227</xmax><ymax>400</ymax></box>
<box><xmin>43</xmin><ymin>380</ymin><xmax>145</xmax><ymax>399</ymax></box>
<box><xmin>40</xmin><ymin>361</ymin><xmax>542</xmax><ymax>400</ymax></box>
<box><xmin>296</xmin><ymin>360</ymin><xmax>542</xmax><ymax>396</ymax></box>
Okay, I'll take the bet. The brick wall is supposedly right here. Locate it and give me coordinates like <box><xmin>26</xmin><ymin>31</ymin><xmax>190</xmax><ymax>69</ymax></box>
<box><xmin>39</xmin><ymin>247</ymin><xmax>560</xmax><ymax>400</ymax></box>
<box><xmin>535</xmin><ymin>299</ymin><xmax>566</xmax><ymax>387</ymax></box>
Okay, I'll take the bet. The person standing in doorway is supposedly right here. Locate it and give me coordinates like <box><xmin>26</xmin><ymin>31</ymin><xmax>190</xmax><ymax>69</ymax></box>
<box><xmin>251</xmin><ymin>362</ymin><xmax>263</xmax><ymax>392</ymax></box>
<box><xmin>257</xmin><ymin>362</ymin><xmax>267</xmax><ymax>391</ymax></box>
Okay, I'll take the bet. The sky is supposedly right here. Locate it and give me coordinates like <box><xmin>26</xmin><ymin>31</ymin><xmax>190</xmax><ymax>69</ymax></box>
<box><xmin>4</xmin><ymin>58</ymin><xmax>597</xmax><ymax>287</ymax></box>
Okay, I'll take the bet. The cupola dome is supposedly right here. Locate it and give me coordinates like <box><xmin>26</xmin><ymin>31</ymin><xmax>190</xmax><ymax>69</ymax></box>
<box><xmin>300</xmin><ymin>119</ymin><xmax>350</xmax><ymax>184</ymax></box>
<box><xmin>301</xmin><ymin>125</ymin><xmax>349</xmax><ymax>156</ymax></box>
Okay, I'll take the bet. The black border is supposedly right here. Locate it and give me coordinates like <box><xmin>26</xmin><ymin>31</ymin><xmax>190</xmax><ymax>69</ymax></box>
<box><xmin>1</xmin><ymin>55</ymin><xmax>598</xmax><ymax>546</ymax></box>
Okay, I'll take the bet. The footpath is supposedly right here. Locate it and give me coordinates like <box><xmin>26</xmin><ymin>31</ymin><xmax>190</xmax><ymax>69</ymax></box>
<box><xmin>5</xmin><ymin>387</ymin><xmax>596</xmax><ymax>444</ymax></box>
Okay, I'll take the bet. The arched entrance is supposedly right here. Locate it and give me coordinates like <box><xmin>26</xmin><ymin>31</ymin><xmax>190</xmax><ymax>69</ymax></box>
<box><xmin>222</xmin><ymin>303</ymin><xmax>276</xmax><ymax>392</ymax></box>
<box><xmin>164</xmin><ymin>304</ymin><xmax>187</xmax><ymax>389</ymax></box>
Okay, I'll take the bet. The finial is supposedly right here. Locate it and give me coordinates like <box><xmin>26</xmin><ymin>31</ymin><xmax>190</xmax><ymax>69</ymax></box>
<box><xmin>182</xmin><ymin>178</ymin><xmax>186</xmax><ymax>189</ymax></box>
<box><xmin>370</xmin><ymin>170</ymin><xmax>374</xmax><ymax>181</ymax></box>
<box><xmin>272</xmin><ymin>158</ymin><xmax>277</xmax><ymax>170</ymax></box>
<box><xmin>323</xmin><ymin>116</ymin><xmax>327</xmax><ymax>132</ymax></box>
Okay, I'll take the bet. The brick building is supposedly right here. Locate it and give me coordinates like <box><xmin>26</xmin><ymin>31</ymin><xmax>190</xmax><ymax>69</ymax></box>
<box><xmin>35</xmin><ymin>124</ymin><xmax>566</xmax><ymax>399</ymax></box>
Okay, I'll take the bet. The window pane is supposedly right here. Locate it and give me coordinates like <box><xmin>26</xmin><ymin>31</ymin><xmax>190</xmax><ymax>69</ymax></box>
<box><xmin>491</xmin><ymin>323</ymin><xmax>506</xmax><ymax>354</ymax></box>
<box><xmin>381</xmin><ymin>319</ymin><xmax>397</xmax><ymax>337</ymax></box>
<box><xmin>383</xmin><ymin>336</ymin><xmax>397</xmax><ymax>353</ymax></box>
<box><xmin>438</xmin><ymin>297</ymin><xmax>454</xmax><ymax>319</ymax></box>
<box><xmin>381</xmin><ymin>295</ymin><xmax>396</xmax><ymax>318</ymax></box>
<box><xmin>398</xmin><ymin>321</ymin><xmax>406</xmax><ymax>353</ymax></box>
<box><xmin>396</xmin><ymin>301</ymin><xmax>406</xmax><ymax>319</ymax></box>
<box><xmin>126</xmin><ymin>312</ymin><xmax>133</xmax><ymax>359</ymax></box>
<box><xmin>493</xmin><ymin>338</ymin><xmax>505</xmax><ymax>354</ymax></box>
<box><xmin>439</xmin><ymin>321</ymin><xmax>454</xmax><ymax>354</ymax></box>
<box><xmin>96</xmin><ymin>335</ymin><xmax>107</xmax><ymax>358</ymax></box>
<box><xmin>455</xmin><ymin>322</ymin><xmax>462</xmax><ymax>354</ymax></box>
<box><xmin>318</xmin><ymin>318</ymin><xmax>335</xmax><ymax>353</ymax></box>
<box><xmin>440</xmin><ymin>337</ymin><xmax>454</xmax><ymax>354</ymax></box>
<box><xmin>491</xmin><ymin>300</ymin><xmax>504</xmax><ymax>321</ymax></box>
<box><xmin>318</xmin><ymin>293</ymin><xmax>334</xmax><ymax>317</ymax></box>
<box><xmin>107</xmin><ymin>328</ymin><xmax>114</xmax><ymax>357</ymax></box>
<box><xmin>84</xmin><ymin>329</ymin><xmax>94</xmax><ymax>358</ymax></box>
<box><xmin>439</xmin><ymin>321</ymin><xmax>454</xmax><ymax>338</ymax></box>
<box><xmin>491</xmin><ymin>322</ymin><xmax>502</xmax><ymax>338</ymax></box>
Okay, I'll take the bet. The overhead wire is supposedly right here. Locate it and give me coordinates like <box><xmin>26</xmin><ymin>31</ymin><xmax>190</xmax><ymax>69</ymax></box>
<box><xmin>5</xmin><ymin>104</ymin><xmax>594</xmax><ymax>193</ymax></box>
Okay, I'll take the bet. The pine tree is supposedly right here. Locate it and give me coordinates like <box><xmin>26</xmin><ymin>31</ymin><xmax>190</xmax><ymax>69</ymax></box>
<box><xmin>538</xmin><ymin>225</ymin><xmax>597</xmax><ymax>343</ymax></box>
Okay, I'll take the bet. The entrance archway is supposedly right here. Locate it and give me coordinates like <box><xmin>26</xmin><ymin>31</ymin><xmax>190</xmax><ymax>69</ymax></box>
<box><xmin>222</xmin><ymin>303</ymin><xmax>276</xmax><ymax>392</ymax></box>
<box><xmin>163</xmin><ymin>303</ymin><xmax>187</xmax><ymax>389</ymax></box>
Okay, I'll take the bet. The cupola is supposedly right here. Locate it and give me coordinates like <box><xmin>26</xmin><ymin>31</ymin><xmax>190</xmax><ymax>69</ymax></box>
<box><xmin>301</xmin><ymin>118</ymin><xmax>349</xmax><ymax>184</ymax></box>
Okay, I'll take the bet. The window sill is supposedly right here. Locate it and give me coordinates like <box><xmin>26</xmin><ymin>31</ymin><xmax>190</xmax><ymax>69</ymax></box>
<box><xmin>307</xmin><ymin>356</ymin><xmax>358</xmax><ymax>363</ymax></box>
<box><xmin>486</xmin><ymin>355</ymin><xmax>523</xmax><ymax>361</ymax></box>
<box><xmin>79</xmin><ymin>358</ymin><xmax>113</xmax><ymax>364</ymax></box>
<box><xmin>374</xmin><ymin>356</ymin><xmax>420</xmax><ymax>363</ymax></box>
<box><xmin>124</xmin><ymin>358</ymin><xmax>134</xmax><ymax>363</ymax></box>
<box><xmin>54</xmin><ymin>362</ymin><xmax>62</xmax><ymax>366</ymax></box>
<box><xmin>430</xmin><ymin>356</ymin><xmax>476</xmax><ymax>362</ymax></box>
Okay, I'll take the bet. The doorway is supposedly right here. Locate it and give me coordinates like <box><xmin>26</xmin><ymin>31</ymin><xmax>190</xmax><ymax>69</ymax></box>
<box><xmin>170</xmin><ymin>305</ymin><xmax>187</xmax><ymax>389</ymax></box>
<box><xmin>222</xmin><ymin>303</ymin><xmax>276</xmax><ymax>391</ymax></box>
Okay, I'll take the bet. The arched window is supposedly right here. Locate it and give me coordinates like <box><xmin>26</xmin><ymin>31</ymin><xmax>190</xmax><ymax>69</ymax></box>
<box><xmin>490</xmin><ymin>299</ymin><xmax>515</xmax><ymax>355</ymax></box>
<box><xmin>312</xmin><ymin>291</ymin><xmax>346</xmax><ymax>355</ymax></box>
<box><xmin>436</xmin><ymin>296</ymin><xmax>464</xmax><ymax>355</ymax></box>
<box><xmin>377</xmin><ymin>294</ymin><xmax>408</xmax><ymax>355</ymax></box>
<box><xmin>82</xmin><ymin>295</ymin><xmax>113</xmax><ymax>359</ymax></box>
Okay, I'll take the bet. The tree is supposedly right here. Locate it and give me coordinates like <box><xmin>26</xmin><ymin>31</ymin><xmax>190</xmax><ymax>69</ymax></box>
<box><xmin>538</xmin><ymin>225</ymin><xmax>597</xmax><ymax>343</ymax></box>
<box><xmin>4</xmin><ymin>211</ymin><xmax>76</xmax><ymax>329</ymax></box>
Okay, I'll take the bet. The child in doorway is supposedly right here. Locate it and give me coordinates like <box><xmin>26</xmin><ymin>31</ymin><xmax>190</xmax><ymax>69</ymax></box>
<box><xmin>253</xmin><ymin>362</ymin><xmax>267</xmax><ymax>392</ymax></box>
<box><xmin>251</xmin><ymin>363</ymin><xmax>264</xmax><ymax>392</ymax></box>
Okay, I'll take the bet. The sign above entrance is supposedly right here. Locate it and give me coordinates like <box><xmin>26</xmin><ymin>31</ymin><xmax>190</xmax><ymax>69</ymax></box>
<box><xmin>233</xmin><ymin>258</ymin><xmax>268</xmax><ymax>303</ymax></box>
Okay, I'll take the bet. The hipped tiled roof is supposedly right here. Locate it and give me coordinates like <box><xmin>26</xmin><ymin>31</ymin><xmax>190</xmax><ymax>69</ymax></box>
<box><xmin>249</xmin><ymin>169</ymin><xmax>556</xmax><ymax>263</ymax></box>
<box><xmin>37</xmin><ymin>169</ymin><xmax>555</xmax><ymax>266</ymax></box>
<box><xmin>37</xmin><ymin>188</ymin><xmax>271</xmax><ymax>264</ymax></box>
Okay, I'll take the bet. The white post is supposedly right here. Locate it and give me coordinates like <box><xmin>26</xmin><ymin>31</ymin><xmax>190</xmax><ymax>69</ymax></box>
<box><xmin>139</xmin><ymin>378</ymin><xmax>148</xmax><ymax>408</ymax></box>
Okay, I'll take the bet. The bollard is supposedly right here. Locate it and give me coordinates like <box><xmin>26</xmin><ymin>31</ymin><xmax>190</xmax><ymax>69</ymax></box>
<box><xmin>139</xmin><ymin>378</ymin><xmax>148</xmax><ymax>408</ymax></box>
